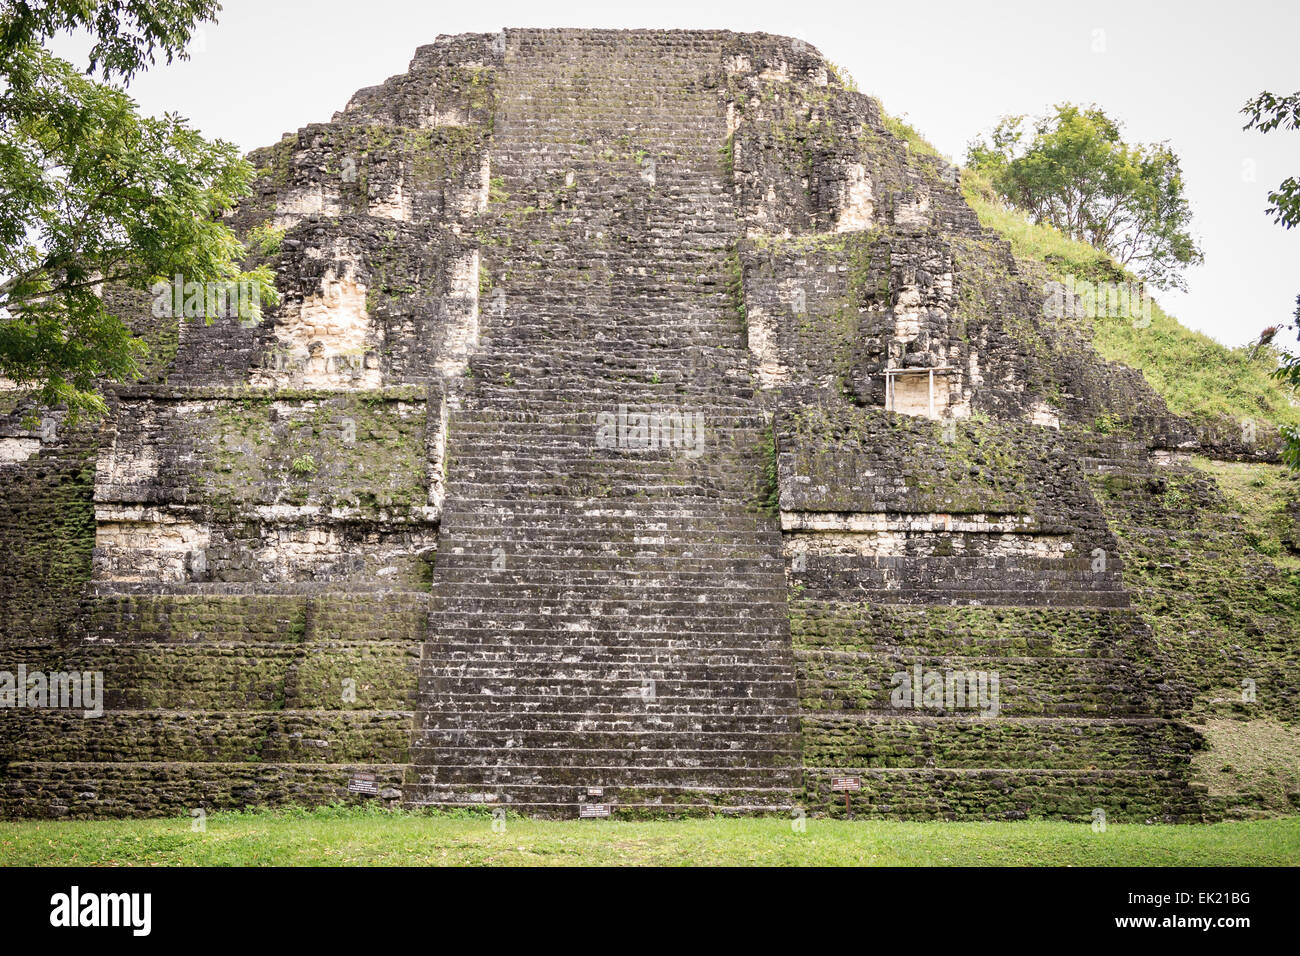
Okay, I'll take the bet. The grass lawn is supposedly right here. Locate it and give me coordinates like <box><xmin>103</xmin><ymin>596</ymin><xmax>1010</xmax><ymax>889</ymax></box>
<box><xmin>1</xmin><ymin>808</ymin><xmax>1297</xmax><ymax>866</ymax></box>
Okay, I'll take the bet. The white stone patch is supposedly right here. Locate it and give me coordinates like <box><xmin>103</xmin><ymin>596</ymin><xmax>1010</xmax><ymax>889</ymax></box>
<box><xmin>726</xmin><ymin>55</ymin><xmax>753</xmax><ymax>76</ymax></box>
<box><xmin>0</xmin><ymin>403</ymin><xmax>60</xmax><ymax>467</ymax></box>
<box><xmin>1030</xmin><ymin>401</ymin><xmax>1061</xmax><ymax>429</ymax></box>
<box><xmin>0</xmin><ymin>436</ymin><xmax>41</xmax><ymax>465</ymax></box>
<box><xmin>368</xmin><ymin>177</ymin><xmax>412</xmax><ymax>222</ymax></box>
<box><xmin>783</xmin><ymin>529</ymin><xmax>1070</xmax><ymax>559</ymax></box>
<box><xmin>274</xmin><ymin>185</ymin><xmax>341</xmax><ymax>230</ymax></box>
<box><xmin>437</xmin><ymin>251</ymin><xmax>481</xmax><ymax>380</ymax></box>
<box><xmin>726</xmin><ymin>101</ymin><xmax>742</xmax><ymax>139</ymax></box>
<box><xmin>427</xmin><ymin>396</ymin><xmax>449</xmax><ymax>514</ymax></box>
<box><xmin>781</xmin><ymin>512</ymin><xmax>1040</xmax><ymax>534</ymax></box>
<box><xmin>423</xmin><ymin>107</ymin><xmax>470</xmax><ymax>128</ymax></box>
<box><xmin>1152</xmin><ymin>450</ymin><xmax>1194</xmax><ymax>468</ymax></box>
<box><xmin>892</xmin><ymin>284</ymin><xmax>923</xmax><ymax>343</ymax></box>
<box><xmin>94</xmin><ymin>506</ymin><xmax>210</xmax><ymax>583</ymax></box>
<box><xmin>835</xmin><ymin>163</ymin><xmax>875</xmax><ymax>232</ymax></box>
<box><xmin>895</xmin><ymin>189</ymin><xmax>932</xmax><ymax>229</ymax></box>
<box><xmin>745</xmin><ymin>305</ymin><xmax>791</xmax><ymax>387</ymax></box>
<box><xmin>758</xmin><ymin>62</ymin><xmax>792</xmax><ymax>83</ymax></box>
<box><xmin>253</xmin><ymin>526</ymin><xmax>345</xmax><ymax>577</ymax></box>
<box><xmin>253</xmin><ymin>259</ymin><xmax>382</xmax><ymax>389</ymax></box>
<box><xmin>249</xmin><ymin>525</ymin><xmax>438</xmax><ymax>582</ymax></box>
<box><xmin>945</xmin><ymin>393</ymin><xmax>973</xmax><ymax>420</ymax></box>
<box><xmin>95</xmin><ymin>434</ymin><xmax>159</xmax><ymax>499</ymax></box>
<box><xmin>889</xmin><ymin>370</ymin><xmax>949</xmax><ymax>418</ymax></box>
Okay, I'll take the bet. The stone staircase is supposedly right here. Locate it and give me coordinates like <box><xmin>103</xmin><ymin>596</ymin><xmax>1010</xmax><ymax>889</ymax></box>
<box><xmin>405</xmin><ymin>31</ymin><xmax>802</xmax><ymax>816</ymax></box>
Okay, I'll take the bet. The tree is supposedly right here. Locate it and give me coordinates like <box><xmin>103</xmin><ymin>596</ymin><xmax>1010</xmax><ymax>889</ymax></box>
<box><xmin>966</xmin><ymin>104</ymin><xmax>1204</xmax><ymax>291</ymax></box>
<box><xmin>1242</xmin><ymin>90</ymin><xmax>1300</xmax><ymax>468</ymax></box>
<box><xmin>0</xmin><ymin>3</ymin><xmax>274</xmax><ymax>420</ymax></box>
<box><xmin>0</xmin><ymin>0</ymin><xmax>220</xmax><ymax>80</ymax></box>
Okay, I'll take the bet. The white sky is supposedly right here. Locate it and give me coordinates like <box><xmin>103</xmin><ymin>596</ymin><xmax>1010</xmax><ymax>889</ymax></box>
<box><xmin>48</xmin><ymin>0</ymin><xmax>1300</xmax><ymax>348</ymax></box>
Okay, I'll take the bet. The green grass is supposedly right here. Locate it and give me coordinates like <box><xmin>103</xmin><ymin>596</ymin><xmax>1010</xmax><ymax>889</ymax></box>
<box><xmin>1087</xmin><ymin>299</ymin><xmax>1300</xmax><ymax>429</ymax></box>
<box><xmin>1</xmin><ymin>808</ymin><xmax>1297</xmax><ymax>866</ymax></box>
<box><xmin>959</xmin><ymin>169</ymin><xmax>1120</xmax><ymax>283</ymax></box>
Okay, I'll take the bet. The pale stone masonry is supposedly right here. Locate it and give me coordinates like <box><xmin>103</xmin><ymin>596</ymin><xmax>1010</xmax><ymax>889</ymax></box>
<box><xmin>2</xmin><ymin>29</ymin><xmax>1290</xmax><ymax>820</ymax></box>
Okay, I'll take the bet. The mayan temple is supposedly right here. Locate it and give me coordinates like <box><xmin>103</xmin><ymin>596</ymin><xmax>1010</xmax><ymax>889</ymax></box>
<box><xmin>1</xmin><ymin>28</ymin><xmax>1295</xmax><ymax>821</ymax></box>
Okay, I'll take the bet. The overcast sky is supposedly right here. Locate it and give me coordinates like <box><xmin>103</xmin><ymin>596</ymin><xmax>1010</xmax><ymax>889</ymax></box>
<box><xmin>48</xmin><ymin>0</ymin><xmax>1300</xmax><ymax>348</ymax></box>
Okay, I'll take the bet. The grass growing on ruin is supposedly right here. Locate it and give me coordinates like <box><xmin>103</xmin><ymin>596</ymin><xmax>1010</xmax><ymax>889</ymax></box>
<box><xmin>1194</xmin><ymin>457</ymin><xmax>1300</xmax><ymax>568</ymax></box>
<box><xmin>880</xmin><ymin>96</ymin><xmax>1298</xmax><ymax>430</ymax></box>
<box><xmin>1</xmin><ymin>808</ymin><xmax>1297</xmax><ymax>866</ymax></box>
<box><xmin>1086</xmin><ymin>300</ymin><xmax>1300</xmax><ymax>430</ymax></box>
<box><xmin>1192</xmin><ymin>719</ymin><xmax>1300</xmax><ymax>818</ymax></box>
<box><xmin>955</xmin><ymin>167</ymin><xmax>1300</xmax><ymax>430</ymax></box>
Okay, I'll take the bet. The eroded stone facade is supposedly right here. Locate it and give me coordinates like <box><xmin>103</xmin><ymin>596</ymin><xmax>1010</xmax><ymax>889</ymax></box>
<box><xmin>1</xmin><ymin>29</ymin><xmax>1294</xmax><ymax>821</ymax></box>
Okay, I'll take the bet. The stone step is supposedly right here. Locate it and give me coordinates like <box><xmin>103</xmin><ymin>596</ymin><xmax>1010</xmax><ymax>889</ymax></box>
<box><xmin>410</xmin><ymin>746</ymin><xmax>803</xmax><ymax>770</ymax></box>
<box><xmin>419</xmin><ymin>693</ymin><xmax>799</xmax><ymax>716</ymax></box>
<box><xmin>425</xmin><ymin>635</ymin><xmax>793</xmax><ymax>653</ymax></box>
<box><xmin>414</xmin><ymin>729</ymin><xmax>803</xmax><ymax>751</ymax></box>
<box><xmin>426</xmin><ymin>611</ymin><xmax>791</xmax><ymax>632</ymax></box>
<box><xmin>417</xmin><ymin>709</ymin><xmax>802</xmax><ymax>734</ymax></box>
<box><xmin>800</xmin><ymin>713</ymin><xmax>1196</xmax><ymax>771</ymax></box>
<box><xmin>410</xmin><ymin>763</ymin><xmax>800</xmax><ymax>788</ymax></box>
<box><xmin>423</xmin><ymin>658</ymin><xmax>795</xmax><ymax>679</ymax></box>
<box><xmin>0</xmin><ymin>762</ymin><xmax>408</xmax><ymax>819</ymax></box>
<box><xmin>403</xmin><ymin>781</ymin><xmax>799</xmax><ymax>816</ymax></box>
<box><xmin>799</xmin><ymin>768</ymin><xmax>1203</xmax><ymax>822</ymax></box>
<box><xmin>0</xmin><ymin>710</ymin><xmax>414</xmax><ymax>764</ymax></box>
<box><xmin>795</xmin><ymin>589</ymin><xmax>1132</xmax><ymax>608</ymax></box>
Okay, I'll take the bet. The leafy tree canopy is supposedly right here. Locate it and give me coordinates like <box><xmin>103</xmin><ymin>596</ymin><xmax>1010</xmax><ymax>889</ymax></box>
<box><xmin>0</xmin><ymin>0</ymin><xmax>220</xmax><ymax>80</ymax></box>
<box><xmin>0</xmin><ymin>3</ymin><xmax>274</xmax><ymax>420</ymax></box>
<box><xmin>966</xmin><ymin>104</ymin><xmax>1204</xmax><ymax>291</ymax></box>
<box><xmin>1242</xmin><ymin>90</ymin><xmax>1300</xmax><ymax>468</ymax></box>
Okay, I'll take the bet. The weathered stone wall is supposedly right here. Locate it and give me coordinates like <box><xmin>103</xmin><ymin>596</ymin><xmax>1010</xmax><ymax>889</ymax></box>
<box><xmin>3</xmin><ymin>28</ymin><xmax>1290</xmax><ymax>821</ymax></box>
<box><xmin>0</xmin><ymin>31</ymin><xmax>494</xmax><ymax>816</ymax></box>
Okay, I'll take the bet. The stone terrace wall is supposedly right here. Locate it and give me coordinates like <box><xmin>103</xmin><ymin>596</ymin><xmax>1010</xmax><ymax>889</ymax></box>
<box><xmin>0</xmin><ymin>33</ymin><xmax>499</xmax><ymax>818</ymax></box>
<box><xmin>4</xmin><ymin>28</ymin><xmax>1275</xmax><ymax>820</ymax></box>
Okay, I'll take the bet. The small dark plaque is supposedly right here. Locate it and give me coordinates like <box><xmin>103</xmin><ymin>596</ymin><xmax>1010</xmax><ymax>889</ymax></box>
<box><xmin>830</xmin><ymin>776</ymin><xmax>862</xmax><ymax>792</ymax></box>
<box><xmin>348</xmin><ymin>772</ymin><xmax>380</xmax><ymax>795</ymax></box>
<box><xmin>579</xmin><ymin>803</ymin><xmax>611</xmax><ymax>818</ymax></box>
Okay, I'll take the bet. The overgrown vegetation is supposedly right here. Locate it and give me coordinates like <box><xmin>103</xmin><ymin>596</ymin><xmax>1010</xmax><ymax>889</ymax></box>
<box><xmin>0</xmin><ymin>7</ymin><xmax>276</xmax><ymax>420</ymax></box>
<box><xmin>966</xmin><ymin>104</ymin><xmax>1203</xmax><ymax>290</ymax></box>
<box><xmin>1241</xmin><ymin>89</ymin><xmax>1300</xmax><ymax>467</ymax></box>
<box><xmin>1192</xmin><ymin>457</ymin><xmax>1299</xmax><ymax>569</ymax></box>
<box><xmin>724</xmin><ymin>246</ymin><xmax>747</xmax><ymax>333</ymax></box>
<box><xmin>1192</xmin><ymin>718</ymin><xmax>1300</xmax><ymax>818</ymax></box>
<box><xmin>883</xmin><ymin>114</ymin><xmax>944</xmax><ymax>161</ymax></box>
<box><xmin>951</xmin><ymin>152</ymin><xmax>1299</xmax><ymax>432</ymax></box>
